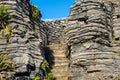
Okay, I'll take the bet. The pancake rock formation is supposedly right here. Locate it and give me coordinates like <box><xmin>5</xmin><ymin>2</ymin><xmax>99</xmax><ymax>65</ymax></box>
<box><xmin>0</xmin><ymin>0</ymin><xmax>120</xmax><ymax>80</ymax></box>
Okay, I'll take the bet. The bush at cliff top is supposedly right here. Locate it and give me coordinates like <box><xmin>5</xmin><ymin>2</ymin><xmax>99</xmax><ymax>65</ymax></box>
<box><xmin>30</xmin><ymin>4</ymin><xmax>39</xmax><ymax>19</ymax></box>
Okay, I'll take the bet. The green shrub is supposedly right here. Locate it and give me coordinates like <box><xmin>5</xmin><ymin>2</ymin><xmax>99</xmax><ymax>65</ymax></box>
<box><xmin>0</xmin><ymin>53</ymin><xmax>14</xmax><ymax>71</ymax></box>
<box><xmin>45</xmin><ymin>72</ymin><xmax>55</xmax><ymax>80</ymax></box>
<box><xmin>41</xmin><ymin>60</ymin><xmax>55</xmax><ymax>80</ymax></box>
<box><xmin>31</xmin><ymin>75</ymin><xmax>41</xmax><ymax>80</ymax></box>
<box><xmin>0</xmin><ymin>5</ymin><xmax>11</xmax><ymax>19</ymax></box>
<box><xmin>4</xmin><ymin>26</ymin><xmax>12</xmax><ymax>33</ymax></box>
<box><xmin>41</xmin><ymin>60</ymin><xmax>49</xmax><ymax>71</ymax></box>
<box><xmin>0</xmin><ymin>26</ymin><xmax>12</xmax><ymax>39</ymax></box>
<box><xmin>31</xmin><ymin>60</ymin><xmax>55</xmax><ymax>80</ymax></box>
<box><xmin>30</xmin><ymin>4</ymin><xmax>39</xmax><ymax>19</ymax></box>
<box><xmin>0</xmin><ymin>4</ymin><xmax>13</xmax><ymax>38</ymax></box>
<box><xmin>0</xmin><ymin>5</ymin><xmax>13</xmax><ymax>38</ymax></box>
<box><xmin>0</xmin><ymin>53</ymin><xmax>15</xmax><ymax>80</ymax></box>
<box><xmin>0</xmin><ymin>5</ymin><xmax>12</xmax><ymax>29</ymax></box>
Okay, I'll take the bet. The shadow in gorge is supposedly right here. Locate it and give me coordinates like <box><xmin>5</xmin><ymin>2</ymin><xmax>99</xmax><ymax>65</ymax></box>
<box><xmin>44</xmin><ymin>47</ymin><xmax>55</xmax><ymax>70</ymax></box>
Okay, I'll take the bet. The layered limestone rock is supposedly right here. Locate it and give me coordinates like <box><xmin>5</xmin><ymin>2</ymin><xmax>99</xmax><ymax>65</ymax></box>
<box><xmin>113</xmin><ymin>4</ymin><xmax>120</xmax><ymax>40</ymax></box>
<box><xmin>44</xmin><ymin>19</ymin><xmax>67</xmax><ymax>44</ymax></box>
<box><xmin>0</xmin><ymin>0</ymin><xmax>46</xmax><ymax>79</ymax></box>
<box><xmin>1</xmin><ymin>0</ymin><xmax>120</xmax><ymax>80</ymax></box>
<box><xmin>66</xmin><ymin>0</ymin><xmax>120</xmax><ymax>80</ymax></box>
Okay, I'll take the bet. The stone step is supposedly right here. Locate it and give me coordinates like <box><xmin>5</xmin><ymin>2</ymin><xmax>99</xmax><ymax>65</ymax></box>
<box><xmin>50</xmin><ymin>53</ymin><xmax>66</xmax><ymax>59</ymax></box>
<box><xmin>47</xmin><ymin>43</ymin><xmax>70</xmax><ymax>80</ymax></box>
<box><xmin>52</xmin><ymin>50</ymin><xmax>65</xmax><ymax>54</ymax></box>
<box><xmin>53</xmin><ymin>72</ymin><xmax>70</xmax><ymax>80</ymax></box>
<box><xmin>49</xmin><ymin>43</ymin><xmax>66</xmax><ymax>46</ymax></box>
<box><xmin>53</xmin><ymin>62</ymin><xmax>69</xmax><ymax>67</ymax></box>
<box><xmin>49</xmin><ymin>46</ymin><xmax>65</xmax><ymax>51</ymax></box>
<box><xmin>54</xmin><ymin>74</ymin><xmax>70</xmax><ymax>78</ymax></box>
<box><xmin>52</xmin><ymin>70</ymin><xmax>69</xmax><ymax>74</ymax></box>
<box><xmin>48</xmin><ymin>57</ymin><xmax>68</xmax><ymax>62</ymax></box>
<box><xmin>51</xmin><ymin>65</ymin><xmax>69</xmax><ymax>70</ymax></box>
<box><xmin>50</xmin><ymin>59</ymin><xmax>69</xmax><ymax>63</ymax></box>
<box><xmin>48</xmin><ymin>61</ymin><xmax>69</xmax><ymax>65</ymax></box>
<box><xmin>50</xmin><ymin>47</ymin><xmax>65</xmax><ymax>52</ymax></box>
<box><xmin>55</xmin><ymin>76</ymin><xmax>70</xmax><ymax>80</ymax></box>
<box><xmin>48</xmin><ymin>46</ymin><xmax>65</xmax><ymax>49</ymax></box>
<box><xmin>52</xmin><ymin>71</ymin><xmax>70</xmax><ymax>77</ymax></box>
<box><xmin>48</xmin><ymin>44</ymin><xmax>64</xmax><ymax>47</ymax></box>
<box><xmin>53</xmin><ymin>54</ymin><xmax>66</xmax><ymax>57</ymax></box>
<box><xmin>51</xmin><ymin>68</ymin><xmax>69</xmax><ymax>72</ymax></box>
<box><xmin>49</xmin><ymin>62</ymin><xmax>69</xmax><ymax>67</ymax></box>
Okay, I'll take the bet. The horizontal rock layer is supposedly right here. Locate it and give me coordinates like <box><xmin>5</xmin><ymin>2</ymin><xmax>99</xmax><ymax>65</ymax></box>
<box><xmin>0</xmin><ymin>0</ymin><xmax>46</xmax><ymax>79</ymax></box>
<box><xmin>1</xmin><ymin>0</ymin><xmax>120</xmax><ymax>80</ymax></box>
<box><xmin>66</xmin><ymin>0</ymin><xmax>120</xmax><ymax>80</ymax></box>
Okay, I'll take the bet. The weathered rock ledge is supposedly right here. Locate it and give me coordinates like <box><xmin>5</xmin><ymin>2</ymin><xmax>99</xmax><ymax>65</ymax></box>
<box><xmin>0</xmin><ymin>0</ymin><xmax>120</xmax><ymax>80</ymax></box>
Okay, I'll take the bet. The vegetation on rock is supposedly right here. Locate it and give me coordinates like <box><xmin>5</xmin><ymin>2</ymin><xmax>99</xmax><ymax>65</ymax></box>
<box><xmin>0</xmin><ymin>53</ymin><xmax>14</xmax><ymax>71</ymax></box>
<box><xmin>0</xmin><ymin>5</ymin><xmax>12</xmax><ymax>38</ymax></box>
<box><xmin>45</xmin><ymin>72</ymin><xmax>55</xmax><ymax>80</ymax></box>
<box><xmin>30</xmin><ymin>4</ymin><xmax>40</xmax><ymax>19</ymax></box>
<box><xmin>41</xmin><ymin>60</ymin><xmax>49</xmax><ymax>71</ymax></box>
<box><xmin>31</xmin><ymin>60</ymin><xmax>55</xmax><ymax>80</ymax></box>
<box><xmin>31</xmin><ymin>75</ymin><xmax>41</xmax><ymax>80</ymax></box>
<box><xmin>0</xmin><ymin>5</ymin><xmax>12</xmax><ymax>29</ymax></box>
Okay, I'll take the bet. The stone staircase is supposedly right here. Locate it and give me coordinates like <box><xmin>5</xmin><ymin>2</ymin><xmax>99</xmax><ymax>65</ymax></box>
<box><xmin>46</xmin><ymin>43</ymin><xmax>70</xmax><ymax>80</ymax></box>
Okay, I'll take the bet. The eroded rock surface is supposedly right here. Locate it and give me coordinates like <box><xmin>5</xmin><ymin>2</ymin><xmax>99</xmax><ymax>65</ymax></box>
<box><xmin>0</xmin><ymin>0</ymin><xmax>46</xmax><ymax>79</ymax></box>
<box><xmin>65</xmin><ymin>0</ymin><xmax>120</xmax><ymax>80</ymax></box>
<box><xmin>0</xmin><ymin>0</ymin><xmax>120</xmax><ymax>80</ymax></box>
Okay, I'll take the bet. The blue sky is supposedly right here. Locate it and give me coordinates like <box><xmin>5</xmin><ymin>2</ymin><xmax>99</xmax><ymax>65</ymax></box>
<box><xmin>30</xmin><ymin>0</ymin><xmax>75</xmax><ymax>19</ymax></box>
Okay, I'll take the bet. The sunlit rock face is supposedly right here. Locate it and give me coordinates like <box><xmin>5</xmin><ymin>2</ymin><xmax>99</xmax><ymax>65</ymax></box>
<box><xmin>1</xmin><ymin>0</ymin><xmax>120</xmax><ymax>80</ymax></box>
<box><xmin>65</xmin><ymin>0</ymin><xmax>120</xmax><ymax>80</ymax></box>
<box><xmin>44</xmin><ymin>19</ymin><xmax>66</xmax><ymax>44</ymax></box>
<box><xmin>0</xmin><ymin>0</ymin><xmax>46</xmax><ymax>79</ymax></box>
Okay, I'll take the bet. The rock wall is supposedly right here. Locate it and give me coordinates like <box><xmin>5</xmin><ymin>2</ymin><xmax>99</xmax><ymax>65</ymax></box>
<box><xmin>44</xmin><ymin>19</ymin><xmax>67</xmax><ymax>44</ymax></box>
<box><xmin>113</xmin><ymin>4</ymin><xmax>120</xmax><ymax>40</ymax></box>
<box><xmin>0</xmin><ymin>0</ymin><xmax>120</xmax><ymax>80</ymax></box>
<box><xmin>0</xmin><ymin>0</ymin><xmax>47</xmax><ymax>79</ymax></box>
<box><xmin>65</xmin><ymin>0</ymin><xmax>120</xmax><ymax>80</ymax></box>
